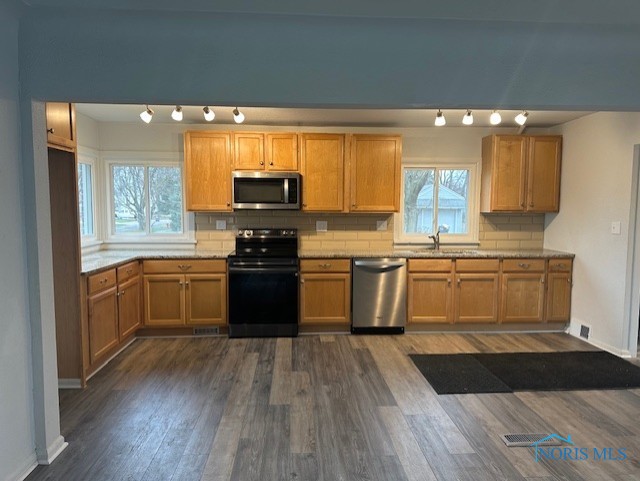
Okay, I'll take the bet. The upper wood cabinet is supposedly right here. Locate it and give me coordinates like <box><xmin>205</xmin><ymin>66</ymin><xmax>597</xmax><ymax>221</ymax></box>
<box><xmin>481</xmin><ymin>135</ymin><xmax>562</xmax><ymax>213</ymax></box>
<box><xmin>46</xmin><ymin>102</ymin><xmax>77</xmax><ymax>150</ymax></box>
<box><xmin>233</xmin><ymin>132</ymin><xmax>298</xmax><ymax>171</ymax></box>
<box><xmin>184</xmin><ymin>131</ymin><xmax>232</xmax><ymax>211</ymax></box>
<box><xmin>349</xmin><ymin>134</ymin><xmax>402</xmax><ymax>212</ymax></box>
<box><xmin>300</xmin><ymin>133</ymin><xmax>345</xmax><ymax>212</ymax></box>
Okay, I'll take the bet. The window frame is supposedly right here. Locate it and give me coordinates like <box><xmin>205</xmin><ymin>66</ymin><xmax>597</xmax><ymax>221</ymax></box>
<box><xmin>394</xmin><ymin>159</ymin><xmax>480</xmax><ymax>246</ymax></box>
<box><xmin>103</xmin><ymin>151</ymin><xmax>194</xmax><ymax>244</ymax></box>
<box><xmin>77</xmin><ymin>149</ymin><xmax>98</xmax><ymax>246</ymax></box>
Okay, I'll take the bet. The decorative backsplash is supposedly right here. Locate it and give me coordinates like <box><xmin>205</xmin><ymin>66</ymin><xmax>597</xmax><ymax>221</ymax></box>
<box><xmin>194</xmin><ymin>211</ymin><xmax>544</xmax><ymax>251</ymax></box>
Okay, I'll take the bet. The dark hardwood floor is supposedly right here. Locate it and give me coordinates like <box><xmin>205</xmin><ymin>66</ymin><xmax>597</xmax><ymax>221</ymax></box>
<box><xmin>27</xmin><ymin>333</ymin><xmax>640</xmax><ymax>481</ymax></box>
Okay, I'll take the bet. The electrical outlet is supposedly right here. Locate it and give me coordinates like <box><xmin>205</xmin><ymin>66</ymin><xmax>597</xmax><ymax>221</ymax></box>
<box><xmin>316</xmin><ymin>220</ymin><xmax>328</xmax><ymax>232</ymax></box>
<box><xmin>611</xmin><ymin>221</ymin><xmax>621</xmax><ymax>235</ymax></box>
<box><xmin>376</xmin><ymin>220</ymin><xmax>388</xmax><ymax>231</ymax></box>
<box><xmin>215</xmin><ymin>220</ymin><xmax>227</xmax><ymax>230</ymax></box>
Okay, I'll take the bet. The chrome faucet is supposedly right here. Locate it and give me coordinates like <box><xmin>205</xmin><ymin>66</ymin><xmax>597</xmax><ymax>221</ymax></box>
<box><xmin>428</xmin><ymin>230</ymin><xmax>441</xmax><ymax>250</ymax></box>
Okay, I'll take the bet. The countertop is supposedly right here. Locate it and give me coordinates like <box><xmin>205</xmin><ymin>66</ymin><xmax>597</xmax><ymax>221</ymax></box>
<box><xmin>82</xmin><ymin>248</ymin><xmax>573</xmax><ymax>274</ymax></box>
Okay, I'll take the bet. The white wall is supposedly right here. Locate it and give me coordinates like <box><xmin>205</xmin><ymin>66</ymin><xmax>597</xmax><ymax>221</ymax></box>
<box><xmin>0</xmin><ymin>1</ymin><xmax>38</xmax><ymax>480</ymax></box>
<box><xmin>76</xmin><ymin>112</ymin><xmax>99</xmax><ymax>151</ymax></box>
<box><xmin>544</xmin><ymin>112</ymin><xmax>640</xmax><ymax>354</ymax></box>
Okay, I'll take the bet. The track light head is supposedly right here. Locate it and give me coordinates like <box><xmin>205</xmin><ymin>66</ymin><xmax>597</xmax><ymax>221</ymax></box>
<box><xmin>140</xmin><ymin>105</ymin><xmax>154</xmax><ymax>124</ymax></box>
<box><xmin>515</xmin><ymin>111</ymin><xmax>529</xmax><ymax>126</ymax></box>
<box><xmin>233</xmin><ymin>107</ymin><xmax>245</xmax><ymax>124</ymax></box>
<box><xmin>462</xmin><ymin>109</ymin><xmax>474</xmax><ymax>126</ymax></box>
<box><xmin>203</xmin><ymin>106</ymin><xmax>215</xmax><ymax>122</ymax></box>
<box><xmin>434</xmin><ymin>109</ymin><xmax>446</xmax><ymax>127</ymax></box>
<box><xmin>489</xmin><ymin>110</ymin><xmax>502</xmax><ymax>125</ymax></box>
<box><xmin>171</xmin><ymin>106</ymin><xmax>183</xmax><ymax>122</ymax></box>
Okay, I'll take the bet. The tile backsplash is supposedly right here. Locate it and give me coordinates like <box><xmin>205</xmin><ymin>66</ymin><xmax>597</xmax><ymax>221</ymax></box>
<box><xmin>195</xmin><ymin>211</ymin><xmax>545</xmax><ymax>251</ymax></box>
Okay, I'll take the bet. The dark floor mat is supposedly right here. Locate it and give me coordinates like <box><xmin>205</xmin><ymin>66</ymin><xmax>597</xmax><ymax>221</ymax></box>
<box><xmin>410</xmin><ymin>351</ymin><xmax>640</xmax><ymax>395</ymax></box>
<box><xmin>409</xmin><ymin>354</ymin><xmax>512</xmax><ymax>394</ymax></box>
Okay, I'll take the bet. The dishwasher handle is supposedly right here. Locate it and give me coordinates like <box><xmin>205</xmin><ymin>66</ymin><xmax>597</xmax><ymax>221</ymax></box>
<box><xmin>354</xmin><ymin>259</ymin><xmax>406</xmax><ymax>270</ymax></box>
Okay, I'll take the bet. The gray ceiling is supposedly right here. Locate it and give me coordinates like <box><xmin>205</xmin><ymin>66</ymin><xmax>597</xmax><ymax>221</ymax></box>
<box><xmin>20</xmin><ymin>0</ymin><xmax>640</xmax><ymax>25</ymax></box>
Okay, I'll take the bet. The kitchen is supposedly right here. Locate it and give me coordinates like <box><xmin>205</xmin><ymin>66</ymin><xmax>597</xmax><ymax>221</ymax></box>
<box><xmin>4</xmin><ymin>1</ymin><xmax>640</xmax><ymax>480</ymax></box>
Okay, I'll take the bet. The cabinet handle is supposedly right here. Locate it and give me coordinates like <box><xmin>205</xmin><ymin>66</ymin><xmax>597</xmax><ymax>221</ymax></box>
<box><xmin>556</xmin><ymin>263</ymin><xmax>567</xmax><ymax>269</ymax></box>
<box><xmin>47</xmin><ymin>128</ymin><xmax>55</xmax><ymax>134</ymax></box>
<box><xmin>457</xmin><ymin>278</ymin><xmax>461</xmax><ymax>287</ymax></box>
<box><xmin>178</xmin><ymin>264</ymin><xmax>192</xmax><ymax>271</ymax></box>
<box><xmin>518</xmin><ymin>263</ymin><xmax>530</xmax><ymax>269</ymax></box>
<box><xmin>319</xmin><ymin>263</ymin><xmax>332</xmax><ymax>269</ymax></box>
<box><xmin>447</xmin><ymin>278</ymin><xmax>452</xmax><ymax>287</ymax></box>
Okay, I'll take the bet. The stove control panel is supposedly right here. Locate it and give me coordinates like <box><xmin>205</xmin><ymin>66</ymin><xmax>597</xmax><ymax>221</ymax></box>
<box><xmin>237</xmin><ymin>228</ymin><xmax>297</xmax><ymax>238</ymax></box>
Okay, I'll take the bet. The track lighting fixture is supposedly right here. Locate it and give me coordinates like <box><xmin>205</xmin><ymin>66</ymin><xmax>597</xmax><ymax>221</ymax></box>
<box><xmin>489</xmin><ymin>110</ymin><xmax>502</xmax><ymax>125</ymax></box>
<box><xmin>515</xmin><ymin>111</ymin><xmax>529</xmax><ymax>126</ymax></box>
<box><xmin>434</xmin><ymin>109</ymin><xmax>446</xmax><ymax>127</ymax></box>
<box><xmin>233</xmin><ymin>107</ymin><xmax>245</xmax><ymax>124</ymax></box>
<box><xmin>462</xmin><ymin>109</ymin><xmax>474</xmax><ymax>125</ymax></box>
<box><xmin>171</xmin><ymin>106</ymin><xmax>183</xmax><ymax>122</ymax></box>
<box><xmin>203</xmin><ymin>106</ymin><xmax>215</xmax><ymax>122</ymax></box>
<box><xmin>139</xmin><ymin>105</ymin><xmax>154</xmax><ymax>124</ymax></box>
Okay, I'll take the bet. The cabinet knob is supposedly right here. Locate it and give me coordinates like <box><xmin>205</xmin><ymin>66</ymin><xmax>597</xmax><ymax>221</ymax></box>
<box><xmin>457</xmin><ymin>278</ymin><xmax>461</xmax><ymax>287</ymax></box>
<box><xmin>127</xmin><ymin>269</ymin><xmax>132</xmax><ymax>274</ymax></box>
<box><xmin>302</xmin><ymin>203</ymin><xmax>307</xmax><ymax>207</ymax></box>
<box><xmin>541</xmin><ymin>277</ymin><xmax>545</xmax><ymax>284</ymax></box>
<box><xmin>300</xmin><ymin>279</ymin><xmax>305</xmax><ymax>284</ymax></box>
<box><xmin>520</xmin><ymin>202</ymin><xmax>525</xmax><ymax>208</ymax></box>
<box><xmin>319</xmin><ymin>263</ymin><xmax>332</xmax><ymax>268</ymax></box>
<box><xmin>185</xmin><ymin>281</ymin><xmax>189</xmax><ymax>286</ymax></box>
<box><xmin>447</xmin><ymin>278</ymin><xmax>452</xmax><ymax>286</ymax></box>
<box><xmin>518</xmin><ymin>263</ymin><xmax>530</xmax><ymax>269</ymax></box>
<box><xmin>178</xmin><ymin>264</ymin><xmax>192</xmax><ymax>271</ymax></box>
<box><xmin>116</xmin><ymin>291</ymin><xmax>120</xmax><ymax>297</ymax></box>
<box><xmin>269</xmin><ymin>162</ymin><xmax>274</xmax><ymax>166</ymax></box>
<box><xmin>352</xmin><ymin>204</ymin><xmax>357</xmax><ymax>208</ymax></box>
<box><xmin>47</xmin><ymin>128</ymin><xmax>55</xmax><ymax>134</ymax></box>
<box><xmin>529</xmin><ymin>202</ymin><xmax>534</xmax><ymax>208</ymax></box>
<box><xmin>178</xmin><ymin>281</ymin><xmax>183</xmax><ymax>286</ymax></box>
<box><xmin>227</xmin><ymin>202</ymin><xmax>231</xmax><ymax>207</ymax></box>
<box><xmin>260</xmin><ymin>161</ymin><xmax>264</xmax><ymax>165</ymax></box>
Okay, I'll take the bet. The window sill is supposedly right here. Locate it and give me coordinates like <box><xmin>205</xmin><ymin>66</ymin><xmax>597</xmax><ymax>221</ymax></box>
<box><xmin>103</xmin><ymin>238</ymin><xmax>197</xmax><ymax>250</ymax></box>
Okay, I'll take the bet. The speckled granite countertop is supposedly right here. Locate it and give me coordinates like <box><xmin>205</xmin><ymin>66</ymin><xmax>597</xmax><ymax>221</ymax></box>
<box><xmin>83</xmin><ymin>248</ymin><xmax>573</xmax><ymax>274</ymax></box>
<box><xmin>298</xmin><ymin>249</ymin><xmax>574</xmax><ymax>259</ymax></box>
<box><xmin>81</xmin><ymin>249</ymin><xmax>231</xmax><ymax>274</ymax></box>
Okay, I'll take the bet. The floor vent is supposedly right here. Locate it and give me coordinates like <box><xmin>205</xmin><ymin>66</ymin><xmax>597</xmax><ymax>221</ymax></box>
<box><xmin>501</xmin><ymin>434</ymin><xmax>562</xmax><ymax>447</ymax></box>
<box><xmin>193</xmin><ymin>327</ymin><xmax>219</xmax><ymax>336</ymax></box>
<box><xmin>579</xmin><ymin>324</ymin><xmax>591</xmax><ymax>340</ymax></box>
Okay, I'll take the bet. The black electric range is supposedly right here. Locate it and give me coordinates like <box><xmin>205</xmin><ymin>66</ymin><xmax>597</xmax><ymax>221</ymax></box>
<box><xmin>227</xmin><ymin>228</ymin><xmax>299</xmax><ymax>338</ymax></box>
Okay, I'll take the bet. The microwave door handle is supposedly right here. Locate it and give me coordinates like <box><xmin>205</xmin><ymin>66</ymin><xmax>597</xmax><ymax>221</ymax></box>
<box><xmin>283</xmin><ymin>178</ymin><xmax>289</xmax><ymax>203</ymax></box>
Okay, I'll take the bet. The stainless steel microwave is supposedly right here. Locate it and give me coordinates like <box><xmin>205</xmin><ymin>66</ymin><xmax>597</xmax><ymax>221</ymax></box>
<box><xmin>232</xmin><ymin>171</ymin><xmax>301</xmax><ymax>210</ymax></box>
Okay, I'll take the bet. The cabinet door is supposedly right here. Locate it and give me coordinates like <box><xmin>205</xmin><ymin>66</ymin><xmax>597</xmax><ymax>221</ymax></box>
<box><xmin>455</xmin><ymin>273</ymin><xmax>499</xmax><ymax>323</ymax></box>
<box><xmin>118</xmin><ymin>275</ymin><xmax>141</xmax><ymax>340</ymax></box>
<box><xmin>489</xmin><ymin>136</ymin><xmax>527</xmax><ymax>211</ymax></box>
<box><xmin>266</xmin><ymin>133</ymin><xmax>298</xmax><ymax>171</ymax></box>
<box><xmin>184</xmin><ymin>132</ymin><xmax>232</xmax><ymax>211</ymax></box>
<box><xmin>300</xmin><ymin>134</ymin><xmax>345</xmax><ymax>211</ymax></box>
<box><xmin>350</xmin><ymin>134</ymin><xmax>401</xmax><ymax>212</ymax></box>
<box><xmin>501</xmin><ymin>273</ymin><xmax>545</xmax><ymax>322</ymax></box>
<box><xmin>408</xmin><ymin>273</ymin><xmax>453</xmax><ymax>324</ymax></box>
<box><xmin>46</xmin><ymin>102</ymin><xmax>76</xmax><ymax>150</ymax></box>
<box><xmin>527</xmin><ymin>136</ymin><xmax>562</xmax><ymax>212</ymax></box>
<box><xmin>300</xmin><ymin>273</ymin><xmax>351</xmax><ymax>324</ymax></box>
<box><xmin>144</xmin><ymin>275</ymin><xmax>185</xmax><ymax>326</ymax></box>
<box><xmin>233</xmin><ymin>132</ymin><xmax>265</xmax><ymax>170</ymax></box>
<box><xmin>88</xmin><ymin>285</ymin><xmax>119</xmax><ymax>364</ymax></box>
<box><xmin>185</xmin><ymin>274</ymin><xmax>227</xmax><ymax>326</ymax></box>
<box><xmin>546</xmin><ymin>272</ymin><xmax>572</xmax><ymax>322</ymax></box>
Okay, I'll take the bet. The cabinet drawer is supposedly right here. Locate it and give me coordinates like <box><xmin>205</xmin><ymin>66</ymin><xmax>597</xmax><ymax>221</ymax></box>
<box><xmin>548</xmin><ymin>258</ymin><xmax>573</xmax><ymax>272</ymax></box>
<box><xmin>117</xmin><ymin>261</ymin><xmax>140</xmax><ymax>283</ymax></box>
<box><xmin>408</xmin><ymin>259</ymin><xmax>452</xmax><ymax>273</ymax></box>
<box><xmin>88</xmin><ymin>269</ymin><xmax>117</xmax><ymax>295</ymax></box>
<box><xmin>300</xmin><ymin>258</ymin><xmax>350</xmax><ymax>273</ymax></box>
<box><xmin>455</xmin><ymin>259</ymin><xmax>499</xmax><ymax>272</ymax></box>
<box><xmin>502</xmin><ymin>259</ymin><xmax>545</xmax><ymax>272</ymax></box>
<box><xmin>143</xmin><ymin>259</ymin><xmax>226</xmax><ymax>274</ymax></box>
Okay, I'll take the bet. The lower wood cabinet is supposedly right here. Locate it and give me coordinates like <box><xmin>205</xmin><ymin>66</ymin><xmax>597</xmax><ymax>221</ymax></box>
<box><xmin>87</xmin><ymin>285</ymin><xmax>119</xmax><ymax>364</ymax></box>
<box><xmin>546</xmin><ymin>259</ymin><xmax>573</xmax><ymax>322</ymax></box>
<box><xmin>408</xmin><ymin>260</ymin><xmax>453</xmax><ymax>324</ymax></box>
<box><xmin>143</xmin><ymin>260</ymin><xmax>227</xmax><ymax>327</ymax></box>
<box><xmin>501</xmin><ymin>259</ymin><xmax>545</xmax><ymax>323</ymax></box>
<box><xmin>455</xmin><ymin>273</ymin><xmax>500</xmax><ymax>323</ymax></box>
<box><xmin>300</xmin><ymin>259</ymin><xmax>351</xmax><ymax>325</ymax></box>
<box><xmin>118</xmin><ymin>275</ymin><xmax>142</xmax><ymax>339</ymax></box>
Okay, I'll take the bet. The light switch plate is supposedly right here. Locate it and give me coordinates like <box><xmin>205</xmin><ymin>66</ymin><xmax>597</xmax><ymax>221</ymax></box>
<box><xmin>215</xmin><ymin>219</ymin><xmax>227</xmax><ymax>230</ymax></box>
<box><xmin>316</xmin><ymin>220</ymin><xmax>328</xmax><ymax>232</ymax></box>
<box><xmin>611</xmin><ymin>221</ymin><xmax>621</xmax><ymax>235</ymax></box>
<box><xmin>376</xmin><ymin>220</ymin><xmax>388</xmax><ymax>231</ymax></box>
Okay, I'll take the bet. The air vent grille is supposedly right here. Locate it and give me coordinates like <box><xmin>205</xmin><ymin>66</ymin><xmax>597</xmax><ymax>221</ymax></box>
<box><xmin>579</xmin><ymin>324</ymin><xmax>591</xmax><ymax>339</ymax></box>
<box><xmin>193</xmin><ymin>327</ymin><xmax>219</xmax><ymax>336</ymax></box>
<box><xmin>501</xmin><ymin>433</ymin><xmax>562</xmax><ymax>447</ymax></box>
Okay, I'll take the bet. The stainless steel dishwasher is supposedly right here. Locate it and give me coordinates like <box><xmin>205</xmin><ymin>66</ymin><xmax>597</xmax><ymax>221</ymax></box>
<box><xmin>351</xmin><ymin>258</ymin><xmax>407</xmax><ymax>334</ymax></box>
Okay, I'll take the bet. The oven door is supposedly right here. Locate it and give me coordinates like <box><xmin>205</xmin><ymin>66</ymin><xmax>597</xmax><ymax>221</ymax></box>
<box><xmin>228</xmin><ymin>259</ymin><xmax>299</xmax><ymax>337</ymax></box>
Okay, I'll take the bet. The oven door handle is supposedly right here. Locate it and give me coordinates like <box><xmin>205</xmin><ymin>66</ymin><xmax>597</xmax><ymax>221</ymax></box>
<box><xmin>229</xmin><ymin>266</ymin><xmax>299</xmax><ymax>274</ymax></box>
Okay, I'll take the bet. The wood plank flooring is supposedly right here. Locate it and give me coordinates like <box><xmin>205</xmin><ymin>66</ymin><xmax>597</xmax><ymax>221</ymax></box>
<box><xmin>27</xmin><ymin>333</ymin><xmax>640</xmax><ymax>481</ymax></box>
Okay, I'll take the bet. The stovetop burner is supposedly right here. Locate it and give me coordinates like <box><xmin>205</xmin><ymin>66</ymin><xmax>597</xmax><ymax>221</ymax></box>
<box><xmin>231</xmin><ymin>228</ymin><xmax>298</xmax><ymax>259</ymax></box>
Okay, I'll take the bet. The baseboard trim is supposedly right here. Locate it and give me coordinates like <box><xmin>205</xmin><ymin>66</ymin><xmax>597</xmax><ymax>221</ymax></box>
<box><xmin>4</xmin><ymin>452</ymin><xmax>37</xmax><ymax>481</ymax></box>
<box><xmin>36</xmin><ymin>435</ymin><xmax>68</xmax><ymax>465</ymax></box>
<box><xmin>58</xmin><ymin>378</ymin><xmax>82</xmax><ymax>389</ymax></box>
<box><xmin>86</xmin><ymin>338</ymin><xmax>136</xmax><ymax>382</ymax></box>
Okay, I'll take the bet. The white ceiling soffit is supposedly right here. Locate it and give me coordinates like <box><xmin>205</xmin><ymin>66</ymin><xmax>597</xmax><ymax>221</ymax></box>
<box><xmin>75</xmin><ymin>104</ymin><xmax>592</xmax><ymax>128</ymax></box>
<box><xmin>22</xmin><ymin>0</ymin><xmax>640</xmax><ymax>25</ymax></box>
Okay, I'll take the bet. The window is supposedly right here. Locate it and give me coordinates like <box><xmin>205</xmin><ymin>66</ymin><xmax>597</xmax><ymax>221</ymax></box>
<box><xmin>396</xmin><ymin>163</ymin><xmax>479</xmax><ymax>244</ymax></box>
<box><xmin>110</xmin><ymin>163</ymin><xmax>184</xmax><ymax>237</ymax></box>
<box><xmin>77</xmin><ymin>161</ymin><xmax>94</xmax><ymax>238</ymax></box>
